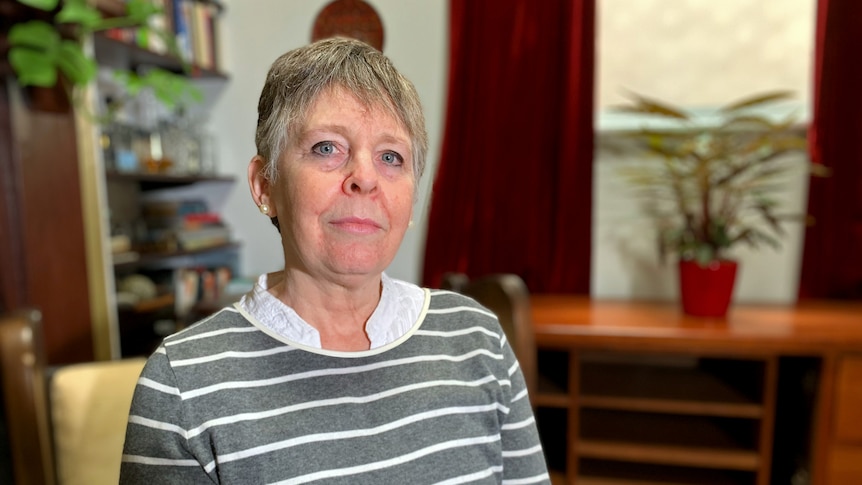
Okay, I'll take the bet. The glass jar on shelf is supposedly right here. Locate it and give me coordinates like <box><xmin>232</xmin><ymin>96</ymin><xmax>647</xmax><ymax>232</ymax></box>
<box><xmin>161</xmin><ymin>108</ymin><xmax>205</xmax><ymax>174</ymax></box>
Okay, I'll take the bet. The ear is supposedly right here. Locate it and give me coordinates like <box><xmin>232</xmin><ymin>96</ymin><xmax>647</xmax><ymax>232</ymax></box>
<box><xmin>248</xmin><ymin>155</ymin><xmax>277</xmax><ymax>217</ymax></box>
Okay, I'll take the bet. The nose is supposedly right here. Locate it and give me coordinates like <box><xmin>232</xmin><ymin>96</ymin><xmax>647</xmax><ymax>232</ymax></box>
<box><xmin>342</xmin><ymin>154</ymin><xmax>379</xmax><ymax>195</ymax></box>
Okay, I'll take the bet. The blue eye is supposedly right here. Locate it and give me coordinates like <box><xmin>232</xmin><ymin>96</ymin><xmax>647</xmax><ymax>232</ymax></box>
<box><xmin>312</xmin><ymin>141</ymin><xmax>336</xmax><ymax>156</ymax></box>
<box><xmin>381</xmin><ymin>151</ymin><xmax>403</xmax><ymax>166</ymax></box>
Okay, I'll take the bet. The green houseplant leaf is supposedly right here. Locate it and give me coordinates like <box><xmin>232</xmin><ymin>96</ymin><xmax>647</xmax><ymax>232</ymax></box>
<box><xmin>126</xmin><ymin>0</ymin><xmax>162</xmax><ymax>23</ymax></box>
<box><xmin>16</xmin><ymin>0</ymin><xmax>59</xmax><ymax>10</ymax></box>
<box><xmin>616</xmin><ymin>90</ymin><xmax>825</xmax><ymax>264</ymax></box>
<box><xmin>720</xmin><ymin>90</ymin><xmax>795</xmax><ymax>113</ymax></box>
<box><xmin>8</xmin><ymin>20</ymin><xmax>61</xmax><ymax>50</ymax></box>
<box><xmin>57</xmin><ymin>40</ymin><xmax>97</xmax><ymax>85</ymax></box>
<box><xmin>9</xmin><ymin>48</ymin><xmax>57</xmax><ymax>87</ymax></box>
<box><xmin>55</xmin><ymin>2</ymin><xmax>103</xmax><ymax>29</ymax></box>
<box><xmin>9</xmin><ymin>0</ymin><xmax>203</xmax><ymax>119</ymax></box>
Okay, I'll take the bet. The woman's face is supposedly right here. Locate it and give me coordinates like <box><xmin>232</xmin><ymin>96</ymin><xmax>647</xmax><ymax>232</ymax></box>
<box><xmin>258</xmin><ymin>86</ymin><xmax>415</xmax><ymax>285</ymax></box>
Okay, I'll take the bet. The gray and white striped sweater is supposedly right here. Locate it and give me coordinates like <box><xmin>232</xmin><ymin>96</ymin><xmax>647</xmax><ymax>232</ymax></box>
<box><xmin>120</xmin><ymin>289</ymin><xmax>550</xmax><ymax>484</ymax></box>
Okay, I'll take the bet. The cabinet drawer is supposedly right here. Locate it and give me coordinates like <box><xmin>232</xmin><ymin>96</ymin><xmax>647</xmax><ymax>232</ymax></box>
<box><xmin>827</xmin><ymin>445</ymin><xmax>862</xmax><ymax>485</ymax></box>
<box><xmin>835</xmin><ymin>356</ymin><xmax>862</xmax><ymax>443</ymax></box>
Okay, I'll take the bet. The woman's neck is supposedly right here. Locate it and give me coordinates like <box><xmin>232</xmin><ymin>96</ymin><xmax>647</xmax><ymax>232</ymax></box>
<box><xmin>268</xmin><ymin>270</ymin><xmax>383</xmax><ymax>351</ymax></box>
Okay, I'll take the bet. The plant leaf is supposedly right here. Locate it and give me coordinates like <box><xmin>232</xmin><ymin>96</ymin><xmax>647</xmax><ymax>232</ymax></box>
<box><xmin>720</xmin><ymin>90</ymin><xmax>795</xmax><ymax>113</ymax></box>
<box><xmin>57</xmin><ymin>40</ymin><xmax>97</xmax><ymax>85</ymax></box>
<box><xmin>719</xmin><ymin>115</ymin><xmax>777</xmax><ymax>131</ymax></box>
<box><xmin>126</xmin><ymin>0</ymin><xmax>161</xmax><ymax>22</ymax></box>
<box><xmin>56</xmin><ymin>3</ymin><xmax>103</xmax><ymax>28</ymax></box>
<box><xmin>9</xmin><ymin>48</ymin><xmax>57</xmax><ymax>87</ymax></box>
<box><xmin>8</xmin><ymin>21</ymin><xmax>61</xmax><ymax>50</ymax></box>
<box><xmin>113</xmin><ymin>71</ymin><xmax>145</xmax><ymax>95</ymax></box>
<box><xmin>694</xmin><ymin>245</ymin><xmax>715</xmax><ymax>265</ymax></box>
<box><xmin>617</xmin><ymin>90</ymin><xmax>690</xmax><ymax>119</ymax></box>
<box><xmin>16</xmin><ymin>0</ymin><xmax>59</xmax><ymax>11</ymax></box>
<box><xmin>146</xmin><ymin>69</ymin><xmax>202</xmax><ymax>109</ymax></box>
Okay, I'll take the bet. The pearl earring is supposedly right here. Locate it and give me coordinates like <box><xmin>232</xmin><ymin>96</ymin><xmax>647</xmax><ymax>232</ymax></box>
<box><xmin>259</xmin><ymin>203</ymin><xmax>270</xmax><ymax>215</ymax></box>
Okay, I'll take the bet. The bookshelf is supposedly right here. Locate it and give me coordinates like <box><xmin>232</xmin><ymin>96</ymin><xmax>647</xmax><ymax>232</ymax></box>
<box><xmin>106</xmin><ymin>172</ymin><xmax>238</xmax><ymax>357</ymax></box>
<box><xmin>85</xmin><ymin>0</ymin><xmax>234</xmax><ymax>358</ymax></box>
<box><xmin>94</xmin><ymin>0</ymin><xmax>225</xmax><ymax>76</ymax></box>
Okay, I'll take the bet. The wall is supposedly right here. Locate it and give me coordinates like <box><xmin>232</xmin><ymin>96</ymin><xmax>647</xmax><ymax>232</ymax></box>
<box><xmin>209</xmin><ymin>0</ymin><xmax>815</xmax><ymax>303</ymax></box>
<box><xmin>206</xmin><ymin>0</ymin><xmax>448</xmax><ymax>284</ymax></box>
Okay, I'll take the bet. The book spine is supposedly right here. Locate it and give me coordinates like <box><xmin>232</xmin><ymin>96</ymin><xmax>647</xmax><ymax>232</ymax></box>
<box><xmin>206</xmin><ymin>2</ymin><xmax>219</xmax><ymax>71</ymax></box>
<box><xmin>190</xmin><ymin>1</ymin><xmax>208</xmax><ymax>69</ymax></box>
<box><xmin>173</xmin><ymin>0</ymin><xmax>193</xmax><ymax>62</ymax></box>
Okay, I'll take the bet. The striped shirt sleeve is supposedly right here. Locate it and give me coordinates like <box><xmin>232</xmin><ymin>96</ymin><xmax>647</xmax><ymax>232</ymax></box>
<box><xmin>499</xmin><ymin>335</ymin><xmax>551</xmax><ymax>484</ymax></box>
<box><xmin>120</xmin><ymin>347</ymin><xmax>216</xmax><ymax>484</ymax></box>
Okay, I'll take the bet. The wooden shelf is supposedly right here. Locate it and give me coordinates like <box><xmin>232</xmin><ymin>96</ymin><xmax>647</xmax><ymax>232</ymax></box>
<box><xmin>113</xmin><ymin>241</ymin><xmax>240</xmax><ymax>270</ymax></box>
<box><xmin>580</xmin><ymin>360</ymin><xmax>763</xmax><ymax>418</ymax></box>
<box><xmin>105</xmin><ymin>170</ymin><xmax>235</xmax><ymax>190</ymax></box>
<box><xmin>579</xmin><ymin>395</ymin><xmax>762</xmax><ymax>419</ymax></box>
<box><xmin>578</xmin><ymin>439</ymin><xmax>759</xmax><ymax>471</ymax></box>
<box><xmin>577</xmin><ymin>476</ymin><xmax>744</xmax><ymax>485</ymax></box>
<box><xmin>123</xmin><ymin>293</ymin><xmax>174</xmax><ymax>313</ymax></box>
<box><xmin>549</xmin><ymin>470</ymin><xmax>567</xmax><ymax>485</ymax></box>
<box><xmin>577</xmin><ymin>459</ymin><xmax>753</xmax><ymax>485</ymax></box>
<box><xmin>534</xmin><ymin>374</ymin><xmax>570</xmax><ymax>407</ymax></box>
<box><xmin>579</xmin><ymin>409</ymin><xmax>759</xmax><ymax>471</ymax></box>
<box><xmin>527</xmin><ymin>298</ymin><xmax>862</xmax><ymax>484</ymax></box>
<box><xmin>93</xmin><ymin>32</ymin><xmax>228</xmax><ymax>79</ymax></box>
<box><xmin>95</xmin><ymin>0</ymin><xmax>225</xmax><ymax>17</ymax></box>
<box><xmin>92</xmin><ymin>0</ymin><xmax>227</xmax><ymax>79</ymax></box>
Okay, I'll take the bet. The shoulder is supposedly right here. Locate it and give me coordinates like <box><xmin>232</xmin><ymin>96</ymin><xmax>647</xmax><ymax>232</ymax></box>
<box><xmin>158</xmin><ymin>305</ymin><xmax>268</xmax><ymax>362</ymax></box>
<box><xmin>426</xmin><ymin>288</ymin><xmax>495</xmax><ymax>315</ymax></box>
<box><xmin>139</xmin><ymin>306</ymin><xmax>284</xmax><ymax>396</ymax></box>
<box><xmin>168</xmin><ymin>305</ymin><xmax>250</xmax><ymax>337</ymax></box>
<box><xmin>422</xmin><ymin>288</ymin><xmax>502</xmax><ymax>335</ymax></box>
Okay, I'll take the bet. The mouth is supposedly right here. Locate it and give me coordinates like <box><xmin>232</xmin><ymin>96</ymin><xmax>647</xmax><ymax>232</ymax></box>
<box><xmin>329</xmin><ymin>217</ymin><xmax>384</xmax><ymax>235</ymax></box>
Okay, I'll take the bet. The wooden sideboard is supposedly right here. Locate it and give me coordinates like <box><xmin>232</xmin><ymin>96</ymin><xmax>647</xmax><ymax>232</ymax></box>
<box><xmin>529</xmin><ymin>296</ymin><xmax>862</xmax><ymax>485</ymax></box>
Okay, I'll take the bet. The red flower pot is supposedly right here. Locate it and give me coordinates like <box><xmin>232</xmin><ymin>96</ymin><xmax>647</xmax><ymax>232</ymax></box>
<box><xmin>678</xmin><ymin>260</ymin><xmax>738</xmax><ymax>318</ymax></box>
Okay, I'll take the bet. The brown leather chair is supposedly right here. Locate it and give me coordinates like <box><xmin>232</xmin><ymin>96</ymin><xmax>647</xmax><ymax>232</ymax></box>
<box><xmin>441</xmin><ymin>273</ymin><xmax>538</xmax><ymax>399</ymax></box>
<box><xmin>0</xmin><ymin>310</ymin><xmax>145</xmax><ymax>485</ymax></box>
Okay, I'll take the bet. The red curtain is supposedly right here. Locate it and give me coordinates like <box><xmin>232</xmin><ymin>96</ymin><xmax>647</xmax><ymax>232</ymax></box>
<box><xmin>799</xmin><ymin>0</ymin><xmax>862</xmax><ymax>299</ymax></box>
<box><xmin>422</xmin><ymin>0</ymin><xmax>595</xmax><ymax>294</ymax></box>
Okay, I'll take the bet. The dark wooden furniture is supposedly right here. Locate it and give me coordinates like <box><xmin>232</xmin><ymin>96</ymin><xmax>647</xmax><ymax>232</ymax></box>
<box><xmin>0</xmin><ymin>310</ymin><xmax>57</xmax><ymax>485</ymax></box>
<box><xmin>530</xmin><ymin>296</ymin><xmax>862</xmax><ymax>485</ymax></box>
<box><xmin>1</xmin><ymin>77</ymin><xmax>94</xmax><ymax>365</ymax></box>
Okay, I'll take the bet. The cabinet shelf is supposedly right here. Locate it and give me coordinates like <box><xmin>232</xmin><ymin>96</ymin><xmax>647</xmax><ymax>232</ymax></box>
<box><xmin>580</xmin><ymin>409</ymin><xmax>759</xmax><ymax>471</ymax></box>
<box><xmin>577</xmin><ymin>459</ymin><xmax>753</xmax><ymax>485</ymax></box>
<box><xmin>94</xmin><ymin>32</ymin><xmax>228</xmax><ymax>79</ymax></box>
<box><xmin>580</xmin><ymin>359</ymin><xmax>764</xmax><ymax>418</ymax></box>
<box><xmin>534</xmin><ymin>374</ymin><xmax>570</xmax><ymax>407</ymax></box>
<box><xmin>579</xmin><ymin>395</ymin><xmax>762</xmax><ymax>419</ymax></box>
<box><xmin>578</xmin><ymin>439</ymin><xmax>759</xmax><ymax>471</ymax></box>
<box><xmin>92</xmin><ymin>0</ymin><xmax>227</xmax><ymax>79</ymax></box>
<box><xmin>113</xmin><ymin>241</ymin><xmax>240</xmax><ymax>271</ymax></box>
<box><xmin>122</xmin><ymin>293</ymin><xmax>175</xmax><ymax>313</ymax></box>
<box><xmin>96</xmin><ymin>0</ymin><xmax>224</xmax><ymax>16</ymax></box>
<box><xmin>106</xmin><ymin>170</ymin><xmax>235</xmax><ymax>190</ymax></box>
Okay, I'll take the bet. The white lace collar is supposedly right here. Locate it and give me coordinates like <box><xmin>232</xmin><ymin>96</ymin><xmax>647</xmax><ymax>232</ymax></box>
<box><xmin>237</xmin><ymin>272</ymin><xmax>425</xmax><ymax>349</ymax></box>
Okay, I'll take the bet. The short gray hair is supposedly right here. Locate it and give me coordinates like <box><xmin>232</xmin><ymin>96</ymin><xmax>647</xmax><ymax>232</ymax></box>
<box><xmin>255</xmin><ymin>37</ymin><xmax>428</xmax><ymax>184</ymax></box>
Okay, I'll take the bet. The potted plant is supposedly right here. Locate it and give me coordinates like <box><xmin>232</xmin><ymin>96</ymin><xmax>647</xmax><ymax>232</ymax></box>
<box><xmin>5</xmin><ymin>0</ymin><xmax>200</xmax><ymax>115</ymax></box>
<box><xmin>615</xmin><ymin>91</ymin><xmax>829</xmax><ymax>317</ymax></box>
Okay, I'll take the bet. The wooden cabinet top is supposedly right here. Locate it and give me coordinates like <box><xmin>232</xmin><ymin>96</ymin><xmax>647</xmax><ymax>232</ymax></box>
<box><xmin>531</xmin><ymin>295</ymin><xmax>862</xmax><ymax>356</ymax></box>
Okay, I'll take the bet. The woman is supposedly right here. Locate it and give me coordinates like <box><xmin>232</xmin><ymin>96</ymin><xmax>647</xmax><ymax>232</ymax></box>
<box><xmin>121</xmin><ymin>37</ymin><xmax>549</xmax><ymax>484</ymax></box>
